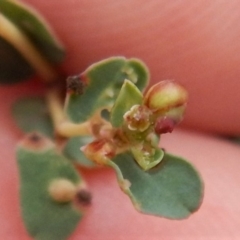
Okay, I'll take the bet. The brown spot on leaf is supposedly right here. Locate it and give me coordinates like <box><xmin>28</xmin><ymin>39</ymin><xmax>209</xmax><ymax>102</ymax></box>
<box><xmin>76</xmin><ymin>189</ymin><xmax>92</xmax><ymax>206</ymax></box>
<box><xmin>29</xmin><ymin>132</ymin><xmax>41</xmax><ymax>142</ymax></box>
<box><xmin>18</xmin><ymin>132</ymin><xmax>54</xmax><ymax>152</ymax></box>
<box><xmin>66</xmin><ymin>75</ymin><xmax>86</xmax><ymax>95</ymax></box>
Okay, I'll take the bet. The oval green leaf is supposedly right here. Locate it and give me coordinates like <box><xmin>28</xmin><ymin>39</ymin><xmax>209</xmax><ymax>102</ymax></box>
<box><xmin>108</xmin><ymin>152</ymin><xmax>203</xmax><ymax>219</ymax></box>
<box><xmin>65</xmin><ymin>57</ymin><xmax>149</xmax><ymax>123</ymax></box>
<box><xmin>16</xmin><ymin>133</ymin><xmax>83</xmax><ymax>240</ymax></box>
<box><xmin>12</xmin><ymin>96</ymin><xmax>54</xmax><ymax>137</ymax></box>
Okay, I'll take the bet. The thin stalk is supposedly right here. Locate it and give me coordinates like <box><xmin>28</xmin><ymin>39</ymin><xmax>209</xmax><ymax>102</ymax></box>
<box><xmin>46</xmin><ymin>89</ymin><xmax>92</xmax><ymax>137</ymax></box>
<box><xmin>0</xmin><ymin>13</ymin><xmax>58</xmax><ymax>82</ymax></box>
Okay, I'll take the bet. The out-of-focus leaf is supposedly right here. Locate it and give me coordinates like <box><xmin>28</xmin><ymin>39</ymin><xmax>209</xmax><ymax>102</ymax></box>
<box><xmin>0</xmin><ymin>37</ymin><xmax>34</xmax><ymax>83</ymax></box>
<box><xmin>111</xmin><ymin>79</ymin><xmax>143</xmax><ymax>127</ymax></box>
<box><xmin>63</xmin><ymin>136</ymin><xmax>96</xmax><ymax>168</ymax></box>
<box><xmin>108</xmin><ymin>152</ymin><xmax>203</xmax><ymax>219</ymax></box>
<box><xmin>0</xmin><ymin>0</ymin><xmax>64</xmax><ymax>83</ymax></box>
<box><xmin>12</xmin><ymin>96</ymin><xmax>54</xmax><ymax>137</ymax></box>
<box><xmin>0</xmin><ymin>0</ymin><xmax>64</xmax><ymax>63</ymax></box>
<box><xmin>65</xmin><ymin>57</ymin><xmax>149</xmax><ymax>123</ymax></box>
<box><xmin>16</xmin><ymin>133</ymin><xmax>83</xmax><ymax>240</ymax></box>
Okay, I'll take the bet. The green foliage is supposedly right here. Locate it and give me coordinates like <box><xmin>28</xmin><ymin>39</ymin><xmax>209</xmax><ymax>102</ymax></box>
<box><xmin>2</xmin><ymin>0</ymin><xmax>204</xmax><ymax>237</ymax></box>
<box><xmin>0</xmin><ymin>0</ymin><xmax>64</xmax><ymax>83</ymax></box>
<box><xmin>63</xmin><ymin>136</ymin><xmax>96</xmax><ymax>168</ymax></box>
<box><xmin>65</xmin><ymin>57</ymin><xmax>149</xmax><ymax>123</ymax></box>
<box><xmin>108</xmin><ymin>152</ymin><xmax>203</xmax><ymax>219</ymax></box>
<box><xmin>10</xmin><ymin>55</ymin><xmax>202</xmax><ymax>220</ymax></box>
<box><xmin>111</xmin><ymin>79</ymin><xmax>143</xmax><ymax>127</ymax></box>
<box><xmin>17</xmin><ymin>133</ymin><xmax>82</xmax><ymax>240</ymax></box>
<box><xmin>11</xmin><ymin>55</ymin><xmax>203</xmax><ymax>228</ymax></box>
<box><xmin>12</xmin><ymin>96</ymin><xmax>54</xmax><ymax>137</ymax></box>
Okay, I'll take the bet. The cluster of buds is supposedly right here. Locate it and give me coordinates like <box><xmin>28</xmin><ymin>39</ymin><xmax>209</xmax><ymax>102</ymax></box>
<box><xmin>124</xmin><ymin>80</ymin><xmax>188</xmax><ymax>136</ymax></box>
<box><xmin>81</xmin><ymin>80</ymin><xmax>188</xmax><ymax>169</ymax></box>
<box><xmin>123</xmin><ymin>105</ymin><xmax>152</xmax><ymax>132</ymax></box>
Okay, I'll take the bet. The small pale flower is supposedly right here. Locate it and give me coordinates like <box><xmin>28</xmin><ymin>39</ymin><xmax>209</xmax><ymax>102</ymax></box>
<box><xmin>123</xmin><ymin>105</ymin><xmax>152</xmax><ymax>132</ymax></box>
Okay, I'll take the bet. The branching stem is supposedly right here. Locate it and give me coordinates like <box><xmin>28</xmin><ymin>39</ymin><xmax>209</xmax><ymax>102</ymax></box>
<box><xmin>46</xmin><ymin>89</ymin><xmax>92</xmax><ymax>137</ymax></box>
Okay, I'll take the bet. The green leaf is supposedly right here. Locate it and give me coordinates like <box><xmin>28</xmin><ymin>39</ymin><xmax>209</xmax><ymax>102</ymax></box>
<box><xmin>63</xmin><ymin>136</ymin><xmax>96</xmax><ymax>168</ymax></box>
<box><xmin>131</xmin><ymin>146</ymin><xmax>164</xmax><ymax>171</ymax></box>
<box><xmin>65</xmin><ymin>57</ymin><xmax>149</xmax><ymax>123</ymax></box>
<box><xmin>111</xmin><ymin>79</ymin><xmax>143</xmax><ymax>127</ymax></box>
<box><xmin>0</xmin><ymin>0</ymin><xmax>64</xmax><ymax>63</ymax></box>
<box><xmin>108</xmin><ymin>152</ymin><xmax>203</xmax><ymax>219</ymax></box>
<box><xmin>16</xmin><ymin>133</ymin><xmax>83</xmax><ymax>240</ymax></box>
<box><xmin>0</xmin><ymin>37</ymin><xmax>34</xmax><ymax>83</ymax></box>
<box><xmin>12</xmin><ymin>97</ymin><xmax>54</xmax><ymax>138</ymax></box>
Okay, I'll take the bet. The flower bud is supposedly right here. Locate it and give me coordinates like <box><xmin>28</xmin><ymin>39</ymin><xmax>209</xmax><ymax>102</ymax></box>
<box><xmin>123</xmin><ymin>105</ymin><xmax>152</xmax><ymax>132</ymax></box>
<box><xmin>154</xmin><ymin>116</ymin><xmax>176</xmax><ymax>134</ymax></box>
<box><xmin>144</xmin><ymin>80</ymin><xmax>188</xmax><ymax>113</ymax></box>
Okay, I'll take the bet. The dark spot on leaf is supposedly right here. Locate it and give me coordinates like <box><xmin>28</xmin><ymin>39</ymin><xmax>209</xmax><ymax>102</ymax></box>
<box><xmin>76</xmin><ymin>189</ymin><xmax>92</xmax><ymax>206</ymax></box>
<box><xmin>19</xmin><ymin>132</ymin><xmax>54</xmax><ymax>152</ymax></box>
<box><xmin>29</xmin><ymin>132</ymin><xmax>42</xmax><ymax>143</ymax></box>
<box><xmin>66</xmin><ymin>75</ymin><xmax>86</xmax><ymax>95</ymax></box>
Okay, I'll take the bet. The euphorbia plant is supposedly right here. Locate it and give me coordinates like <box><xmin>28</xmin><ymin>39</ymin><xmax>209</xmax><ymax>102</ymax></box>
<box><xmin>0</xmin><ymin>1</ymin><xmax>203</xmax><ymax>239</ymax></box>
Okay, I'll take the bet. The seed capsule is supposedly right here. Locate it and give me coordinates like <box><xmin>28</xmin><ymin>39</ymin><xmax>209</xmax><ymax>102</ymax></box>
<box><xmin>144</xmin><ymin>80</ymin><xmax>188</xmax><ymax>114</ymax></box>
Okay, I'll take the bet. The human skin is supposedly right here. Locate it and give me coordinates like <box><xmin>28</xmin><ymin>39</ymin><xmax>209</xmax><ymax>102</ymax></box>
<box><xmin>1</xmin><ymin>0</ymin><xmax>240</xmax><ymax>239</ymax></box>
<box><xmin>1</xmin><ymin>82</ymin><xmax>240</xmax><ymax>239</ymax></box>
